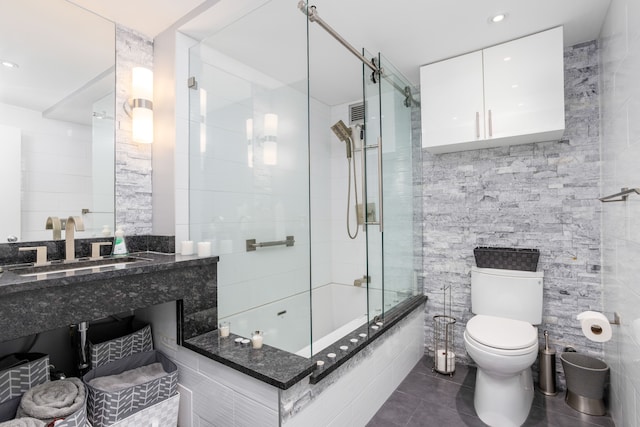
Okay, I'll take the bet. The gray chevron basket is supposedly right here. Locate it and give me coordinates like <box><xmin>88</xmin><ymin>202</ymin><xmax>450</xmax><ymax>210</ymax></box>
<box><xmin>109</xmin><ymin>392</ymin><xmax>179</xmax><ymax>427</ymax></box>
<box><xmin>88</xmin><ymin>319</ymin><xmax>153</xmax><ymax>368</ymax></box>
<box><xmin>0</xmin><ymin>353</ymin><xmax>49</xmax><ymax>422</ymax></box>
<box><xmin>83</xmin><ymin>350</ymin><xmax>178</xmax><ymax>427</ymax></box>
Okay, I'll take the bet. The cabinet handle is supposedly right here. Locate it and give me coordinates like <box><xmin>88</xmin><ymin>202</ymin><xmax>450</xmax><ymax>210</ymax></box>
<box><xmin>475</xmin><ymin>112</ymin><xmax>480</xmax><ymax>139</ymax></box>
<box><xmin>488</xmin><ymin>109</ymin><xmax>493</xmax><ymax>138</ymax></box>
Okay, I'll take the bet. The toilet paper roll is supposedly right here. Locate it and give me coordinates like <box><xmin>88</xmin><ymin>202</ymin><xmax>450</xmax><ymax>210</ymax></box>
<box><xmin>577</xmin><ymin>311</ymin><xmax>612</xmax><ymax>343</ymax></box>
<box><xmin>436</xmin><ymin>349</ymin><xmax>455</xmax><ymax>372</ymax></box>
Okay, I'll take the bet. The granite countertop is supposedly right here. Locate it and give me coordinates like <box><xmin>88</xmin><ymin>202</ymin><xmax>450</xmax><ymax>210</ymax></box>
<box><xmin>0</xmin><ymin>250</ymin><xmax>220</xmax><ymax>343</ymax></box>
<box><xmin>0</xmin><ymin>252</ymin><xmax>219</xmax><ymax>296</ymax></box>
<box><xmin>184</xmin><ymin>331</ymin><xmax>316</xmax><ymax>390</ymax></box>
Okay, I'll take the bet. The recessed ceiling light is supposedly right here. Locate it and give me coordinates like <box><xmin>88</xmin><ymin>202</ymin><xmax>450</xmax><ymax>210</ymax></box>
<box><xmin>1</xmin><ymin>60</ymin><xmax>19</xmax><ymax>69</ymax></box>
<box><xmin>490</xmin><ymin>13</ymin><xmax>507</xmax><ymax>23</ymax></box>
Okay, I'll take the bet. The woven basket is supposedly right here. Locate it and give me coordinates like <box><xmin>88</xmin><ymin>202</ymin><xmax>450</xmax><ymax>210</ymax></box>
<box><xmin>88</xmin><ymin>317</ymin><xmax>153</xmax><ymax>368</ymax></box>
<box><xmin>0</xmin><ymin>353</ymin><xmax>49</xmax><ymax>422</ymax></box>
<box><xmin>473</xmin><ymin>247</ymin><xmax>540</xmax><ymax>272</ymax></box>
<box><xmin>109</xmin><ymin>393</ymin><xmax>179</xmax><ymax>427</ymax></box>
<box><xmin>84</xmin><ymin>351</ymin><xmax>177</xmax><ymax>427</ymax></box>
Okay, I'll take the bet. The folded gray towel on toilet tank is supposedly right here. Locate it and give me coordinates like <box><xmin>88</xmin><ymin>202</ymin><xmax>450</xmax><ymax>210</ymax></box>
<box><xmin>16</xmin><ymin>377</ymin><xmax>85</xmax><ymax>424</ymax></box>
<box><xmin>87</xmin><ymin>362</ymin><xmax>166</xmax><ymax>392</ymax></box>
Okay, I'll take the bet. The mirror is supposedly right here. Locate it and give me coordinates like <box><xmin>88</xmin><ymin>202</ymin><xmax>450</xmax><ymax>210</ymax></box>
<box><xmin>0</xmin><ymin>0</ymin><xmax>116</xmax><ymax>243</ymax></box>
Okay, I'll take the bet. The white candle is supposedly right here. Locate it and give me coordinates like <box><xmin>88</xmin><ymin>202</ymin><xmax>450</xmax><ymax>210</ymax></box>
<box><xmin>219</xmin><ymin>322</ymin><xmax>230</xmax><ymax>337</ymax></box>
<box><xmin>181</xmin><ymin>240</ymin><xmax>194</xmax><ymax>255</ymax></box>
<box><xmin>197</xmin><ymin>241</ymin><xmax>212</xmax><ymax>257</ymax></box>
<box><xmin>251</xmin><ymin>332</ymin><xmax>263</xmax><ymax>349</ymax></box>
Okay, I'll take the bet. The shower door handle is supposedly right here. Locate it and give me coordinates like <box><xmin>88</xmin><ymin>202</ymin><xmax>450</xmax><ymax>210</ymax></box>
<box><xmin>475</xmin><ymin>111</ymin><xmax>480</xmax><ymax>139</ymax></box>
<box><xmin>362</xmin><ymin>139</ymin><xmax>383</xmax><ymax>232</ymax></box>
<box><xmin>377</xmin><ymin>136</ymin><xmax>384</xmax><ymax>233</ymax></box>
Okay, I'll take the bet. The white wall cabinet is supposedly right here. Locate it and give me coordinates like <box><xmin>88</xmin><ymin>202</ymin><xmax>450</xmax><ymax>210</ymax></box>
<box><xmin>420</xmin><ymin>27</ymin><xmax>565</xmax><ymax>153</ymax></box>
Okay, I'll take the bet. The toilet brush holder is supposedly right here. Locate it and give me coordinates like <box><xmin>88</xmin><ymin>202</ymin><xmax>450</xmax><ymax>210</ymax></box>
<box><xmin>538</xmin><ymin>330</ymin><xmax>557</xmax><ymax>396</ymax></box>
<box><xmin>539</xmin><ymin>349</ymin><xmax>557</xmax><ymax>395</ymax></box>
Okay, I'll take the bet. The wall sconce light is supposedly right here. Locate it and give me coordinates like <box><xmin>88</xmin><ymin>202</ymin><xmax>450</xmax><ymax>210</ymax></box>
<box><xmin>246</xmin><ymin>118</ymin><xmax>254</xmax><ymax>168</ymax></box>
<box><xmin>200</xmin><ymin>88</ymin><xmax>207</xmax><ymax>154</ymax></box>
<box><xmin>124</xmin><ymin>67</ymin><xmax>153</xmax><ymax>144</ymax></box>
<box><xmin>245</xmin><ymin>113</ymin><xmax>278</xmax><ymax>166</ymax></box>
<box><xmin>263</xmin><ymin>113</ymin><xmax>278</xmax><ymax>166</ymax></box>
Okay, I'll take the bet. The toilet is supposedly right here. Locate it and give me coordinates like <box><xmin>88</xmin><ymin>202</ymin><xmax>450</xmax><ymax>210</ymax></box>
<box><xmin>463</xmin><ymin>266</ymin><xmax>544</xmax><ymax>427</ymax></box>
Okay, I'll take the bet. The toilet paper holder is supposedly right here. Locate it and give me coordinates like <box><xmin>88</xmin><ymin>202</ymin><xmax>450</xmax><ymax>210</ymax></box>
<box><xmin>609</xmin><ymin>312</ymin><xmax>621</xmax><ymax>326</ymax></box>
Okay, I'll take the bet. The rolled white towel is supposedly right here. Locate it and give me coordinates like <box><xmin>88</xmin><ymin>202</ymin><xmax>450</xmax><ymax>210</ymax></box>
<box><xmin>0</xmin><ymin>417</ymin><xmax>45</xmax><ymax>427</ymax></box>
<box><xmin>87</xmin><ymin>362</ymin><xmax>166</xmax><ymax>392</ymax></box>
<box><xmin>16</xmin><ymin>377</ymin><xmax>85</xmax><ymax>424</ymax></box>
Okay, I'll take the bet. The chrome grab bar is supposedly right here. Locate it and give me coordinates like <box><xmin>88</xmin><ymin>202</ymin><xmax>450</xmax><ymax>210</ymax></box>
<box><xmin>246</xmin><ymin>236</ymin><xmax>295</xmax><ymax>252</ymax></box>
<box><xmin>599</xmin><ymin>187</ymin><xmax>640</xmax><ymax>203</ymax></box>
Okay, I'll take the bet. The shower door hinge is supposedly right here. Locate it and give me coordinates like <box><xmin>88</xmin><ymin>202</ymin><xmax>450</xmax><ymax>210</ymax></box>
<box><xmin>188</xmin><ymin>76</ymin><xmax>198</xmax><ymax>90</ymax></box>
<box><xmin>354</xmin><ymin>275</ymin><xmax>371</xmax><ymax>287</ymax></box>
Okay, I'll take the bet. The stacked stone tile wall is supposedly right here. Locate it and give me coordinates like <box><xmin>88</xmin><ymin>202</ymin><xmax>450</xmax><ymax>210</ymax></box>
<box><xmin>115</xmin><ymin>25</ymin><xmax>153</xmax><ymax>234</ymax></box>
<box><xmin>420</xmin><ymin>41</ymin><xmax>602</xmax><ymax>388</ymax></box>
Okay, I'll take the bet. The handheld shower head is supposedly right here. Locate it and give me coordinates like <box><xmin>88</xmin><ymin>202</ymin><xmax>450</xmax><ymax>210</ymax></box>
<box><xmin>331</xmin><ymin>120</ymin><xmax>353</xmax><ymax>158</ymax></box>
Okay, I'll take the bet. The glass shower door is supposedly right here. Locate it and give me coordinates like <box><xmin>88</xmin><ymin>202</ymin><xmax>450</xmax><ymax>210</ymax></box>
<box><xmin>362</xmin><ymin>49</ymin><xmax>384</xmax><ymax>321</ymax></box>
<box><xmin>187</xmin><ymin>2</ymin><xmax>312</xmax><ymax>355</ymax></box>
<box><xmin>363</xmin><ymin>51</ymin><xmax>421</xmax><ymax>320</ymax></box>
<box><xmin>377</xmin><ymin>53</ymin><xmax>421</xmax><ymax>311</ymax></box>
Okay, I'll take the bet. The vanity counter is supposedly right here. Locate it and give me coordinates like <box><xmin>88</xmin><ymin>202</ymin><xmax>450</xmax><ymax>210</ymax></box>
<box><xmin>0</xmin><ymin>252</ymin><xmax>218</xmax><ymax>342</ymax></box>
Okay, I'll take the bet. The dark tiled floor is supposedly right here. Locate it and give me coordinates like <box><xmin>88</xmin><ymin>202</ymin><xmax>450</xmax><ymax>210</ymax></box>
<box><xmin>367</xmin><ymin>356</ymin><xmax>615</xmax><ymax>427</ymax></box>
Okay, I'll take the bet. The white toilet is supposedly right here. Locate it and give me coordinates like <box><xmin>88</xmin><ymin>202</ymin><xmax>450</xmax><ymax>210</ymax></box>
<box><xmin>463</xmin><ymin>266</ymin><xmax>544</xmax><ymax>427</ymax></box>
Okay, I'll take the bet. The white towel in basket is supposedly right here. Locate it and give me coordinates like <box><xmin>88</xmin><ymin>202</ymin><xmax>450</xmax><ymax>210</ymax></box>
<box><xmin>16</xmin><ymin>378</ymin><xmax>85</xmax><ymax>425</ymax></box>
<box><xmin>87</xmin><ymin>362</ymin><xmax>166</xmax><ymax>392</ymax></box>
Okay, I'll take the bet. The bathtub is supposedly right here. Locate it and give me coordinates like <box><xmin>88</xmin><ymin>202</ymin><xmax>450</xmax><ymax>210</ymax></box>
<box><xmin>222</xmin><ymin>282</ymin><xmax>367</xmax><ymax>357</ymax></box>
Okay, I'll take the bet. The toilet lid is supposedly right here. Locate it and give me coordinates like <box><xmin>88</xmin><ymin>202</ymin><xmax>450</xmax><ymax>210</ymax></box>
<box><xmin>466</xmin><ymin>315</ymin><xmax>537</xmax><ymax>350</ymax></box>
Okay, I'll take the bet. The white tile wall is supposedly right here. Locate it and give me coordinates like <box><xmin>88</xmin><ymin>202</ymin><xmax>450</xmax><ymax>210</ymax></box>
<box><xmin>0</xmin><ymin>102</ymin><xmax>94</xmax><ymax>241</ymax></box>
<box><xmin>600</xmin><ymin>1</ymin><xmax>640</xmax><ymax>426</ymax></box>
<box><xmin>0</xmin><ymin>124</ymin><xmax>21</xmax><ymax>241</ymax></box>
<box><xmin>282</xmin><ymin>307</ymin><xmax>424</xmax><ymax>427</ymax></box>
<box><xmin>328</xmin><ymin>102</ymin><xmax>367</xmax><ymax>287</ymax></box>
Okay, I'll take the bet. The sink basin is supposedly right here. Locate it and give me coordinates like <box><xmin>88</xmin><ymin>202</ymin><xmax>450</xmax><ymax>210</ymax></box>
<box><xmin>7</xmin><ymin>256</ymin><xmax>151</xmax><ymax>277</ymax></box>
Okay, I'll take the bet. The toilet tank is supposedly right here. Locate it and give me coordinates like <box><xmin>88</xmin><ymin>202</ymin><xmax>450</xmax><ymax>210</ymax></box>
<box><xmin>471</xmin><ymin>267</ymin><xmax>544</xmax><ymax>324</ymax></box>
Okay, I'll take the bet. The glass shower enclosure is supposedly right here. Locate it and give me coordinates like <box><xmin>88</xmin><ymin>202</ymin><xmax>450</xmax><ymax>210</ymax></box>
<box><xmin>187</xmin><ymin>0</ymin><xmax>421</xmax><ymax>358</ymax></box>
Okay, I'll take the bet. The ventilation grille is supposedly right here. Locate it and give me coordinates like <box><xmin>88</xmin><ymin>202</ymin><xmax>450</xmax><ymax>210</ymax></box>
<box><xmin>349</xmin><ymin>102</ymin><xmax>364</xmax><ymax>125</ymax></box>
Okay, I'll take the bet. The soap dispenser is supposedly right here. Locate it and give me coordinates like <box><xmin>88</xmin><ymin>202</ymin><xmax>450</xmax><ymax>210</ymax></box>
<box><xmin>112</xmin><ymin>227</ymin><xmax>128</xmax><ymax>256</ymax></box>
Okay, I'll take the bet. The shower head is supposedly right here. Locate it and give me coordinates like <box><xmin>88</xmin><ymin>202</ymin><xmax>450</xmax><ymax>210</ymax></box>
<box><xmin>331</xmin><ymin>120</ymin><xmax>353</xmax><ymax>158</ymax></box>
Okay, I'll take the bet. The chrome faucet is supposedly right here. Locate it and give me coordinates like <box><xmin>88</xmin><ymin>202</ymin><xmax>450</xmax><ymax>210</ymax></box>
<box><xmin>45</xmin><ymin>216</ymin><xmax>62</xmax><ymax>240</ymax></box>
<box><xmin>65</xmin><ymin>216</ymin><xmax>85</xmax><ymax>261</ymax></box>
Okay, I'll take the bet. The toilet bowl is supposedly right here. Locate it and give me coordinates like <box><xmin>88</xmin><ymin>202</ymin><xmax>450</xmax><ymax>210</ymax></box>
<box><xmin>464</xmin><ymin>314</ymin><xmax>539</xmax><ymax>427</ymax></box>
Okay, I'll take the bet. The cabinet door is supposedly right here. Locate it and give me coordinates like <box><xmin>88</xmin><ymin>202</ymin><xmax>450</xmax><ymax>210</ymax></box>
<box><xmin>420</xmin><ymin>50</ymin><xmax>484</xmax><ymax>149</ymax></box>
<box><xmin>483</xmin><ymin>27</ymin><xmax>565</xmax><ymax>141</ymax></box>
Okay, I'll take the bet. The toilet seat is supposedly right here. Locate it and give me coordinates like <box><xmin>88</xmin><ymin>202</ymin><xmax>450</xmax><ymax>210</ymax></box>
<box><xmin>465</xmin><ymin>314</ymin><xmax>537</xmax><ymax>355</ymax></box>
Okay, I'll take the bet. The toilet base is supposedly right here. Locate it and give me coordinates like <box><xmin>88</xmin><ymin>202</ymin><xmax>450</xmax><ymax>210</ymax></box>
<box><xmin>565</xmin><ymin>390</ymin><xmax>606</xmax><ymax>416</ymax></box>
<box><xmin>474</xmin><ymin>368</ymin><xmax>534</xmax><ymax>427</ymax></box>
